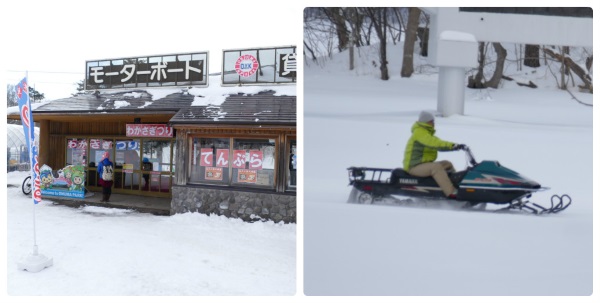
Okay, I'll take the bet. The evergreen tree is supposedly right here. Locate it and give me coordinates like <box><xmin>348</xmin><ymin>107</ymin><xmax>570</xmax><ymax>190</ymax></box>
<box><xmin>29</xmin><ymin>86</ymin><xmax>45</xmax><ymax>102</ymax></box>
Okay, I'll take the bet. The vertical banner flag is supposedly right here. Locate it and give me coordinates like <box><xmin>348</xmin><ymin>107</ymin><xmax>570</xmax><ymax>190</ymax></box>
<box><xmin>16</xmin><ymin>77</ymin><xmax>42</xmax><ymax>204</ymax></box>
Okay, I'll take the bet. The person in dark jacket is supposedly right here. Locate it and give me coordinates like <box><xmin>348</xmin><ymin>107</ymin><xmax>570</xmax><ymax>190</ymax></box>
<box><xmin>97</xmin><ymin>151</ymin><xmax>114</xmax><ymax>202</ymax></box>
<box><xmin>403</xmin><ymin>111</ymin><xmax>465</xmax><ymax>199</ymax></box>
<box><xmin>142</xmin><ymin>157</ymin><xmax>152</xmax><ymax>190</ymax></box>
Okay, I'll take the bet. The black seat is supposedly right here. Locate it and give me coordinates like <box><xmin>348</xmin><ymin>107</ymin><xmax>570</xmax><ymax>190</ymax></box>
<box><xmin>390</xmin><ymin>168</ymin><xmax>412</xmax><ymax>183</ymax></box>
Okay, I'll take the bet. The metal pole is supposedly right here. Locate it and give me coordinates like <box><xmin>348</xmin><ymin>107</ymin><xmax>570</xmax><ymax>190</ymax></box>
<box><xmin>437</xmin><ymin>66</ymin><xmax>466</xmax><ymax>116</ymax></box>
<box><xmin>27</xmin><ymin>71</ymin><xmax>39</xmax><ymax>256</ymax></box>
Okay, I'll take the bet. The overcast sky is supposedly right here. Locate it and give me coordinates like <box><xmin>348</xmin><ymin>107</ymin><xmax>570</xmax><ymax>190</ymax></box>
<box><xmin>2</xmin><ymin>0</ymin><xmax>300</xmax><ymax>100</ymax></box>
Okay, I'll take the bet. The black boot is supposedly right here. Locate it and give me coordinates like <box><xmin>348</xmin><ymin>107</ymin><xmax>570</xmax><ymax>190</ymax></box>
<box><xmin>100</xmin><ymin>194</ymin><xmax>106</xmax><ymax>202</ymax></box>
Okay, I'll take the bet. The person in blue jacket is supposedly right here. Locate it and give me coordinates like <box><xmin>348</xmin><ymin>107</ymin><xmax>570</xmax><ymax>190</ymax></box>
<box><xmin>97</xmin><ymin>151</ymin><xmax>114</xmax><ymax>202</ymax></box>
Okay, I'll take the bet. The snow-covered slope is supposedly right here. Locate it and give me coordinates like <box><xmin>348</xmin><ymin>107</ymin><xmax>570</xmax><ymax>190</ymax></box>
<box><xmin>303</xmin><ymin>43</ymin><xmax>594</xmax><ymax>296</ymax></box>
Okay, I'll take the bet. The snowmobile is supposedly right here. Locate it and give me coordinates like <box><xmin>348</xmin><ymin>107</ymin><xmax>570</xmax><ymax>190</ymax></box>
<box><xmin>347</xmin><ymin>146</ymin><xmax>571</xmax><ymax>215</ymax></box>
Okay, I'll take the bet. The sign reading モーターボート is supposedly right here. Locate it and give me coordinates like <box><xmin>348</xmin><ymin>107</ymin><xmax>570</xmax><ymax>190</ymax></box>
<box><xmin>85</xmin><ymin>52</ymin><xmax>208</xmax><ymax>90</ymax></box>
<box><xmin>222</xmin><ymin>46</ymin><xmax>296</xmax><ymax>86</ymax></box>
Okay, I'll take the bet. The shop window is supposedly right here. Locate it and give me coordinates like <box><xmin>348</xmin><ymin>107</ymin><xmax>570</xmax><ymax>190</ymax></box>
<box><xmin>231</xmin><ymin>138</ymin><xmax>275</xmax><ymax>188</ymax></box>
<box><xmin>115</xmin><ymin>139</ymin><xmax>141</xmax><ymax>190</ymax></box>
<box><xmin>90</xmin><ymin>138</ymin><xmax>114</xmax><ymax>164</ymax></box>
<box><xmin>190</xmin><ymin>138</ymin><xmax>231</xmax><ymax>185</ymax></box>
<box><xmin>189</xmin><ymin>137</ymin><xmax>276</xmax><ymax>189</ymax></box>
<box><xmin>142</xmin><ymin>140</ymin><xmax>173</xmax><ymax>192</ymax></box>
<box><xmin>287</xmin><ymin>139</ymin><xmax>297</xmax><ymax>190</ymax></box>
<box><xmin>67</xmin><ymin>138</ymin><xmax>93</xmax><ymax>186</ymax></box>
<box><xmin>67</xmin><ymin>138</ymin><xmax>88</xmax><ymax>166</ymax></box>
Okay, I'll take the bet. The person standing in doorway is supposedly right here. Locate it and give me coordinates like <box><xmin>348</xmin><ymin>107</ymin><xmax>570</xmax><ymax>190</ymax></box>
<box><xmin>97</xmin><ymin>151</ymin><xmax>114</xmax><ymax>202</ymax></box>
<box><xmin>142</xmin><ymin>157</ymin><xmax>152</xmax><ymax>190</ymax></box>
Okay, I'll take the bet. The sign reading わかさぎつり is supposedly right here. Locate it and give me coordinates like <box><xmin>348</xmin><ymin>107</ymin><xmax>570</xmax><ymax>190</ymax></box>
<box><xmin>126</xmin><ymin>124</ymin><xmax>174</xmax><ymax>138</ymax></box>
<box><xmin>222</xmin><ymin>46</ymin><xmax>296</xmax><ymax>85</ymax></box>
<box><xmin>85</xmin><ymin>52</ymin><xmax>208</xmax><ymax>90</ymax></box>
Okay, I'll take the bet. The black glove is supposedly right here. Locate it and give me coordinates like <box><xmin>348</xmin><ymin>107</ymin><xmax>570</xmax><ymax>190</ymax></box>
<box><xmin>453</xmin><ymin>144</ymin><xmax>466</xmax><ymax>150</ymax></box>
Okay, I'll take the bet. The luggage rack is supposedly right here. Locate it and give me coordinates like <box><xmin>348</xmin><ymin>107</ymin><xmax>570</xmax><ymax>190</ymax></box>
<box><xmin>348</xmin><ymin>167</ymin><xmax>394</xmax><ymax>184</ymax></box>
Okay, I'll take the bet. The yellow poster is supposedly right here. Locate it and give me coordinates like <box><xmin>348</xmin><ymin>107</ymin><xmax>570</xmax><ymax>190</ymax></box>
<box><xmin>238</xmin><ymin>169</ymin><xmax>257</xmax><ymax>183</ymax></box>
<box><xmin>205</xmin><ymin>167</ymin><xmax>223</xmax><ymax>181</ymax></box>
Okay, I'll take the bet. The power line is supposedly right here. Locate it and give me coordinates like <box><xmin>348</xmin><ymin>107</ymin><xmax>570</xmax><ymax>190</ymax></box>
<box><xmin>6</xmin><ymin>70</ymin><xmax>83</xmax><ymax>75</ymax></box>
<box><xmin>24</xmin><ymin>81</ymin><xmax>80</xmax><ymax>85</ymax></box>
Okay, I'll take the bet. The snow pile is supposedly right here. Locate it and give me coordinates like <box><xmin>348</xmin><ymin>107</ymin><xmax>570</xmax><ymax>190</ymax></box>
<box><xmin>122</xmin><ymin>92</ymin><xmax>142</xmax><ymax>98</ymax></box>
<box><xmin>187</xmin><ymin>76</ymin><xmax>296</xmax><ymax>107</ymax></box>
<box><xmin>6</xmin><ymin>171</ymin><xmax>296</xmax><ymax>296</ymax></box>
<box><xmin>146</xmin><ymin>88</ymin><xmax>181</xmax><ymax>101</ymax></box>
<box><xmin>113</xmin><ymin>100</ymin><xmax>130</xmax><ymax>109</ymax></box>
<box><xmin>137</xmin><ymin>101</ymin><xmax>153</xmax><ymax>108</ymax></box>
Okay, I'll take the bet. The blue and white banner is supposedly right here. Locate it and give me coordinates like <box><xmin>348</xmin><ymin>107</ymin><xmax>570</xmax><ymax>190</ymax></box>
<box><xmin>16</xmin><ymin>77</ymin><xmax>42</xmax><ymax>204</ymax></box>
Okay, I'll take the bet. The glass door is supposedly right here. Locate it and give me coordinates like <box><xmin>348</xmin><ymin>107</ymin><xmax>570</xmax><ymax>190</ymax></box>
<box><xmin>115</xmin><ymin>139</ymin><xmax>141</xmax><ymax>191</ymax></box>
<box><xmin>141</xmin><ymin>139</ymin><xmax>173</xmax><ymax>194</ymax></box>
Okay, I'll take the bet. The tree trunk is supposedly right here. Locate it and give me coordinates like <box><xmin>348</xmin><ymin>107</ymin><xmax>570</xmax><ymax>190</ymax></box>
<box><xmin>325</xmin><ymin>8</ymin><xmax>349</xmax><ymax>52</ymax></box>
<box><xmin>417</xmin><ymin>27</ymin><xmax>429</xmax><ymax>57</ymax></box>
<box><xmin>543</xmin><ymin>47</ymin><xmax>593</xmax><ymax>92</ymax></box>
<box><xmin>467</xmin><ymin>42</ymin><xmax>486</xmax><ymax>89</ymax></box>
<box><xmin>365</xmin><ymin>8</ymin><xmax>389</xmax><ymax>80</ymax></box>
<box><xmin>349</xmin><ymin>37</ymin><xmax>354</xmax><ymax>70</ymax></box>
<box><xmin>467</xmin><ymin>42</ymin><xmax>507</xmax><ymax>89</ymax></box>
<box><xmin>524</xmin><ymin>44</ymin><xmax>540</xmax><ymax>68</ymax></box>
<box><xmin>484</xmin><ymin>43</ymin><xmax>507</xmax><ymax>88</ymax></box>
<box><xmin>379</xmin><ymin>39</ymin><xmax>389</xmax><ymax>80</ymax></box>
<box><xmin>347</xmin><ymin>7</ymin><xmax>362</xmax><ymax>71</ymax></box>
<box><xmin>585</xmin><ymin>55</ymin><xmax>593</xmax><ymax>72</ymax></box>
<box><xmin>401</xmin><ymin>7</ymin><xmax>421</xmax><ymax>77</ymax></box>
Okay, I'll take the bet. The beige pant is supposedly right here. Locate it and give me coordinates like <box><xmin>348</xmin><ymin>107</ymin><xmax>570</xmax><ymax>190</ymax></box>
<box><xmin>408</xmin><ymin>160</ymin><xmax>456</xmax><ymax>197</ymax></box>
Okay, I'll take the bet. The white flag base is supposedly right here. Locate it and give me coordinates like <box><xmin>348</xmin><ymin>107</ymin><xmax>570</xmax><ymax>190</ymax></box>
<box><xmin>17</xmin><ymin>251</ymin><xmax>53</xmax><ymax>273</ymax></box>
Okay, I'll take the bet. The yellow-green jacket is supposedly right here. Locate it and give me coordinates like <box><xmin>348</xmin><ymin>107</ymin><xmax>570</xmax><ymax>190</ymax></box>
<box><xmin>403</xmin><ymin>122</ymin><xmax>455</xmax><ymax>171</ymax></box>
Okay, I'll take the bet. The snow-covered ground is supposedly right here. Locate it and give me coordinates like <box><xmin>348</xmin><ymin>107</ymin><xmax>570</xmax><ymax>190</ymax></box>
<box><xmin>303</xmin><ymin>43</ymin><xmax>594</xmax><ymax>296</ymax></box>
<box><xmin>5</xmin><ymin>170</ymin><xmax>295</xmax><ymax>296</ymax></box>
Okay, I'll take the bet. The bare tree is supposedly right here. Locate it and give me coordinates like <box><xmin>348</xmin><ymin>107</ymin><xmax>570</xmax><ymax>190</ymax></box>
<box><xmin>417</xmin><ymin>13</ymin><xmax>430</xmax><ymax>57</ymax></box>
<box><xmin>303</xmin><ymin>8</ymin><xmax>337</xmax><ymax>60</ymax></box>
<box><xmin>467</xmin><ymin>42</ymin><xmax>507</xmax><ymax>89</ymax></box>
<box><xmin>345</xmin><ymin>7</ymin><xmax>363</xmax><ymax>70</ymax></box>
<box><xmin>524</xmin><ymin>44</ymin><xmax>540</xmax><ymax>67</ymax></box>
<box><xmin>364</xmin><ymin>7</ymin><xmax>390</xmax><ymax>80</ymax></box>
<box><xmin>543</xmin><ymin>47</ymin><xmax>593</xmax><ymax>93</ymax></box>
<box><xmin>468</xmin><ymin>42</ymin><xmax>487</xmax><ymax>89</ymax></box>
<box><xmin>401</xmin><ymin>7</ymin><xmax>421</xmax><ymax>77</ymax></box>
<box><xmin>322</xmin><ymin>8</ymin><xmax>350</xmax><ymax>53</ymax></box>
<box><xmin>391</xmin><ymin>8</ymin><xmax>407</xmax><ymax>39</ymax></box>
<box><xmin>304</xmin><ymin>41</ymin><xmax>318</xmax><ymax>62</ymax></box>
<box><xmin>485</xmin><ymin>43</ymin><xmax>507</xmax><ymax>88</ymax></box>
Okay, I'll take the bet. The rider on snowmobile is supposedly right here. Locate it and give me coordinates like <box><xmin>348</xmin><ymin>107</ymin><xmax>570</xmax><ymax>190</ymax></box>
<box><xmin>403</xmin><ymin>111</ymin><xmax>465</xmax><ymax>199</ymax></box>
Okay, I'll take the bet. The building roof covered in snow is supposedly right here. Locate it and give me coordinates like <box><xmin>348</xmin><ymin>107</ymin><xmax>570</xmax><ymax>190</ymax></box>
<box><xmin>170</xmin><ymin>91</ymin><xmax>296</xmax><ymax>126</ymax></box>
<box><xmin>7</xmin><ymin>83</ymin><xmax>296</xmax><ymax>126</ymax></box>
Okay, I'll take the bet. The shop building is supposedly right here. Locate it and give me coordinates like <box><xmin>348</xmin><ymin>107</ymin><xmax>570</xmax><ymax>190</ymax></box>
<box><xmin>7</xmin><ymin>46</ymin><xmax>296</xmax><ymax>223</ymax></box>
